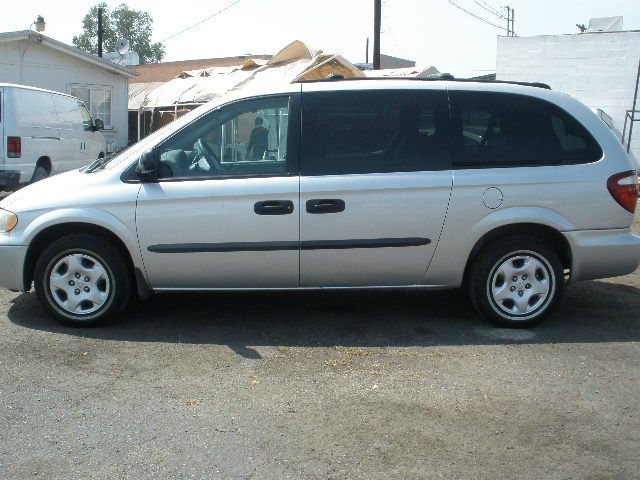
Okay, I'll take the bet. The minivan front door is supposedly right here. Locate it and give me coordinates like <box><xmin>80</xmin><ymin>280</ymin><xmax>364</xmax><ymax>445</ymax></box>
<box><xmin>136</xmin><ymin>94</ymin><xmax>300</xmax><ymax>289</ymax></box>
<box><xmin>299</xmin><ymin>88</ymin><xmax>453</xmax><ymax>287</ymax></box>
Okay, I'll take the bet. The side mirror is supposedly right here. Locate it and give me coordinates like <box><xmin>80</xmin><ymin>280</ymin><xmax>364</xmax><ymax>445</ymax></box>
<box><xmin>93</xmin><ymin>118</ymin><xmax>104</xmax><ymax>131</ymax></box>
<box><xmin>135</xmin><ymin>150</ymin><xmax>157</xmax><ymax>182</ymax></box>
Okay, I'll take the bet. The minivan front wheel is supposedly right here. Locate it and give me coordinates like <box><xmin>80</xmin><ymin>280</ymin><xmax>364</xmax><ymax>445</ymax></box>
<box><xmin>34</xmin><ymin>235</ymin><xmax>132</xmax><ymax>327</ymax></box>
<box><xmin>469</xmin><ymin>237</ymin><xmax>564</xmax><ymax>328</ymax></box>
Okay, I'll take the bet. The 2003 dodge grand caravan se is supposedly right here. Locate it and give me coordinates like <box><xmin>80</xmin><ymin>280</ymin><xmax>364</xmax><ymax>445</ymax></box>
<box><xmin>0</xmin><ymin>78</ymin><xmax>639</xmax><ymax>328</ymax></box>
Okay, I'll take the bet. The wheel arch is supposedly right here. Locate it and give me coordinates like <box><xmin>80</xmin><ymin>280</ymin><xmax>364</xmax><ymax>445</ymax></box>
<box><xmin>462</xmin><ymin>223</ymin><xmax>572</xmax><ymax>287</ymax></box>
<box><xmin>24</xmin><ymin>222</ymin><xmax>136</xmax><ymax>293</ymax></box>
<box><xmin>36</xmin><ymin>156</ymin><xmax>52</xmax><ymax>174</ymax></box>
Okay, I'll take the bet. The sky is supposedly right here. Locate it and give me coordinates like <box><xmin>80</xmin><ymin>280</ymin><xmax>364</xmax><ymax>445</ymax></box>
<box><xmin>3</xmin><ymin>0</ymin><xmax>640</xmax><ymax>77</ymax></box>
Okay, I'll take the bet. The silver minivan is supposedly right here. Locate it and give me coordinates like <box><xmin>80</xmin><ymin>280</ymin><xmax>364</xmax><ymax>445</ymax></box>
<box><xmin>0</xmin><ymin>79</ymin><xmax>638</xmax><ymax>327</ymax></box>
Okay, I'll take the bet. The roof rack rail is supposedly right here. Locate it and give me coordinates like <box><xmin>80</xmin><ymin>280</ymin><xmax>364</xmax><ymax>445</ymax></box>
<box><xmin>299</xmin><ymin>74</ymin><xmax>551</xmax><ymax>90</ymax></box>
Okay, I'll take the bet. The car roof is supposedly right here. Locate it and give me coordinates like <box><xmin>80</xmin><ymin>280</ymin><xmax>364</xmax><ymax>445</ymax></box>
<box><xmin>0</xmin><ymin>82</ymin><xmax>80</xmax><ymax>100</ymax></box>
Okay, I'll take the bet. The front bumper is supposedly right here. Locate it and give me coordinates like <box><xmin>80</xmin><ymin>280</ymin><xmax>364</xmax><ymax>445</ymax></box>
<box><xmin>564</xmin><ymin>228</ymin><xmax>640</xmax><ymax>282</ymax></box>
<box><xmin>0</xmin><ymin>244</ymin><xmax>28</xmax><ymax>291</ymax></box>
<box><xmin>0</xmin><ymin>170</ymin><xmax>20</xmax><ymax>188</ymax></box>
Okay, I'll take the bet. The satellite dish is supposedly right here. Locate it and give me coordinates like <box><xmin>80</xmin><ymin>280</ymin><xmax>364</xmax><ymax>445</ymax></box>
<box><xmin>115</xmin><ymin>38</ymin><xmax>130</xmax><ymax>55</ymax></box>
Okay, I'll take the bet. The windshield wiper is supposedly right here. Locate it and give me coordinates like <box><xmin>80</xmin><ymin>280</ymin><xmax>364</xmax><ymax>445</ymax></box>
<box><xmin>85</xmin><ymin>146</ymin><xmax>131</xmax><ymax>173</ymax></box>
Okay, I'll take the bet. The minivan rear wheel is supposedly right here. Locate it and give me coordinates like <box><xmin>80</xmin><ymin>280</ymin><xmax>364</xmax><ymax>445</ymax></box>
<box><xmin>34</xmin><ymin>234</ymin><xmax>132</xmax><ymax>327</ymax></box>
<box><xmin>468</xmin><ymin>236</ymin><xmax>564</xmax><ymax>328</ymax></box>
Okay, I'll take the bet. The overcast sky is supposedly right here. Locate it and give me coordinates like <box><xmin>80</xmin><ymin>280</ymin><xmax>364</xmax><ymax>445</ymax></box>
<box><xmin>3</xmin><ymin>0</ymin><xmax>640</xmax><ymax>77</ymax></box>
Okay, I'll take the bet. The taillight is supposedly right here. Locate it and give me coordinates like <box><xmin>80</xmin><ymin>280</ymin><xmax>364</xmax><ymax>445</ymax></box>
<box><xmin>607</xmin><ymin>170</ymin><xmax>638</xmax><ymax>213</ymax></box>
<box><xmin>7</xmin><ymin>136</ymin><xmax>21</xmax><ymax>158</ymax></box>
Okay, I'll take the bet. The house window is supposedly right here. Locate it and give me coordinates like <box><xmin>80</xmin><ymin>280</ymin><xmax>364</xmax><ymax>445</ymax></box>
<box><xmin>69</xmin><ymin>85</ymin><xmax>112</xmax><ymax>129</ymax></box>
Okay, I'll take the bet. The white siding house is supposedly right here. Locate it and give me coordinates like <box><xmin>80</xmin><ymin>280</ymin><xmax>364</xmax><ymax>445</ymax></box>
<box><xmin>0</xmin><ymin>30</ymin><xmax>135</xmax><ymax>151</ymax></box>
<box><xmin>496</xmin><ymin>31</ymin><xmax>640</xmax><ymax>163</ymax></box>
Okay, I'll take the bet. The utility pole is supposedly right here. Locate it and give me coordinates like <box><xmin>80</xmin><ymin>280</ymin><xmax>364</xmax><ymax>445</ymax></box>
<box><xmin>505</xmin><ymin>6</ymin><xmax>511</xmax><ymax>37</ymax></box>
<box><xmin>511</xmin><ymin>8</ymin><xmax>515</xmax><ymax>36</ymax></box>
<box><xmin>373</xmin><ymin>0</ymin><xmax>381</xmax><ymax>69</ymax></box>
<box><xmin>97</xmin><ymin>7</ymin><xmax>104</xmax><ymax>58</ymax></box>
<box><xmin>366</xmin><ymin>37</ymin><xmax>369</xmax><ymax>64</ymax></box>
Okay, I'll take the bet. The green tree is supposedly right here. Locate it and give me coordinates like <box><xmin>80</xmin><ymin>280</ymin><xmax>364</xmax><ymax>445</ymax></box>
<box><xmin>72</xmin><ymin>3</ymin><xmax>165</xmax><ymax>64</ymax></box>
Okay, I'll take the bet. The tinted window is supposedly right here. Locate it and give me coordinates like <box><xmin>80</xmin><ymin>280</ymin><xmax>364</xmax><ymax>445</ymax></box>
<box><xmin>158</xmin><ymin>96</ymin><xmax>292</xmax><ymax>180</ymax></box>
<box><xmin>450</xmin><ymin>91</ymin><xmax>602</xmax><ymax>167</ymax></box>
<box><xmin>301</xmin><ymin>90</ymin><xmax>451</xmax><ymax>175</ymax></box>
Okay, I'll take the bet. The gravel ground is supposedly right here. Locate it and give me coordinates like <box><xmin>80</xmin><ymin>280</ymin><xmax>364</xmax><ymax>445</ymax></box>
<box><xmin>0</xmin><ymin>193</ymin><xmax>639</xmax><ymax>479</ymax></box>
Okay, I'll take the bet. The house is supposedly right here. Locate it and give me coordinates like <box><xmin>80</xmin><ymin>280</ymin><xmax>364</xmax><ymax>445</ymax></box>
<box><xmin>0</xmin><ymin>30</ymin><xmax>135</xmax><ymax>151</ymax></box>
<box><xmin>355</xmin><ymin>53</ymin><xmax>417</xmax><ymax>71</ymax></box>
<box><xmin>130</xmin><ymin>55</ymin><xmax>272</xmax><ymax>84</ymax></box>
<box><xmin>128</xmin><ymin>41</ymin><xmax>365</xmax><ymax>142</ymax></box>
<box><xmin>496</xmin><ymin>25</ymin><xmax>640</xmax><ymax>162</ymax></box>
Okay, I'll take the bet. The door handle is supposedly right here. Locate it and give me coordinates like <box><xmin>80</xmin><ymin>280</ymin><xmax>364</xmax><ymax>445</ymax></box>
<box><xmin>306</xmin><ymin>199</ymin><xmax>346</xmax><ymax>214</ymax></box>
<box><xmin>254</xmin><ymin>200</ymin><xmax>294</xmax><ymax>215</ymax></box>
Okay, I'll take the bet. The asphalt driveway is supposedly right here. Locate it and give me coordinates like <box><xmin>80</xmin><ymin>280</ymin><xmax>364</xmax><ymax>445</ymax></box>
<box><xmin>0</xmin><ymin>190</ymin><xmax>639</xmax><ymax>479</ymax></box>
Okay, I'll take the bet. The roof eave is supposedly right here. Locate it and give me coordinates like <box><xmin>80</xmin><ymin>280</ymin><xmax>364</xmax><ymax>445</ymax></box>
<box><xmin>0</xmin><ymin>30</ymin><xmax>137</xmax><ymax>78</ymax></box>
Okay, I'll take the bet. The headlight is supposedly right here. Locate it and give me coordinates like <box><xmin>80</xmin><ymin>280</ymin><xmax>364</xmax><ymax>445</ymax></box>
<box><xmin>0</xmin><ymin>209</ymin><xmax>18</xmax><ymax>233</ymax></box>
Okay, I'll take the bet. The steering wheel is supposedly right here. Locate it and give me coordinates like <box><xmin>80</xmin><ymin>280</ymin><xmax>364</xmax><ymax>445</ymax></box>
<box><xmin>195</xmin><ymin>138</ymin><xmax>222</xmax><ymax>172</ymax></box>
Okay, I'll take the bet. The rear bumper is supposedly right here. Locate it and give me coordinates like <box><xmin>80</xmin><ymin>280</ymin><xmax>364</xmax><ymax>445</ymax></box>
<box><xmin>0</xmin><ymin>170</ymin><xmax>20</xmax><ymax>188</ymax></box>
<box><xmin>0</xmin><ymin>244</ymin><xmax>28</xmax><ymax>291</ymax></box>
<box><xmin>564</xmin><ymin>228</ymin><xmax>640</xmax><ymax>282</ymax></box>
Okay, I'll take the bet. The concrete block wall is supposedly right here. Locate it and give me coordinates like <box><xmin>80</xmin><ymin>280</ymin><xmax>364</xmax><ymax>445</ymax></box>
<box><xmin>497</xmin><ymin>31</ymin><xmax>640</xmax><ymax>164</ymax></box>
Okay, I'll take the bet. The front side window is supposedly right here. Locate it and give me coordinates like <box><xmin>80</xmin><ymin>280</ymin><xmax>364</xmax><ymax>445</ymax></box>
<box><xmin>157</xmin><ymin>96</ymin><xmax>291</xmax><ymax>179</ymax></box>
<box><xmin>450</xmin><ymin>91</ymin><xmax>603</xmax><ymax>167</ymax></box>
<box><xmin>301</xmin><ymin>90</ymin><xmax>451</xmax><ymax>176</ymax></box>
<box><xmin>70</xmin><ymin>84</ymin><xmax>112</xmax><ymax>128</ymax></box>
<box><xmin>79</xmin><ymin>102</ymin><xmax>93</xmax><ymax>131</ymax></box>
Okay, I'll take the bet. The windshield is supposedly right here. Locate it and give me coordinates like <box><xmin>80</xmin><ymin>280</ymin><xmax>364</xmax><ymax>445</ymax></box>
<box><xmin>103</xmin><ymin>101</ymin><xmax>227</xmax><ymax>171</ymax></box>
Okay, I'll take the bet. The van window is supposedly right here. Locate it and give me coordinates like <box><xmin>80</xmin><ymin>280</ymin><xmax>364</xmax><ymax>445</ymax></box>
<box><xmin>449</xmin><ymin>91</ymin><xmax>603</xmax><ymax>167</ymax></box>
<box><xmin>53</xmin><ymin>96</ymin><xmax>84</xmax><ymax>126</ymax></box>
<box><xmin>301</xmin><ymin>90</ymin><xmax>451</xmax><ymax>175</ymax></box>
<box><xmin>157</xmin><ymin>95</ymin><xmax>292</xmax><ymax>180</ymax></box>
<box><xmin>79</xmin><ymin>102</ymin><xmax>93</xmax><ymax>131</ymax></box>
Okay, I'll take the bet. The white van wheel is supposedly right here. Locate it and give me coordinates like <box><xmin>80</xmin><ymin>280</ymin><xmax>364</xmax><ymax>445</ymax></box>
<box><xmin>31</xmin><ymin>165</ymin><xmax>49</xmax><ymax>183</ymax></box>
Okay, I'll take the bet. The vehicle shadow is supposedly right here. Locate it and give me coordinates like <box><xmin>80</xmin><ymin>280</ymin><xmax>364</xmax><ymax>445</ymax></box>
<box><xmin>7</xmin><ymin>278</ymin><xmax>640</xmax><ymax>358</ymax></box>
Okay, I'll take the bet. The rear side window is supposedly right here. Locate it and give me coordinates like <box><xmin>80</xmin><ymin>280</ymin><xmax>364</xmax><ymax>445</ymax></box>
<box><xmin>301</xmin><ymin>90</ymin><xmax>451</xmax><ymax>175</ymax></box>
<box><xmin>450</xmin><ymin>91</ymin><xmax>603</xmax><ymax>167</ymax></box>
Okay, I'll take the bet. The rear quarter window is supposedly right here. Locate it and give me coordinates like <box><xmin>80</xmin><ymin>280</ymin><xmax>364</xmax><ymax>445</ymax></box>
<box><xmin>449</xmin><ymin>91</ymin><xmax>603</xmax><ymax>168</ymax></box>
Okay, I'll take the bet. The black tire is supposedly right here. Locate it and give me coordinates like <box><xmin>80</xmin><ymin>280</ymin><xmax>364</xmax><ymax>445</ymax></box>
<box><xmin>30</xmin><ymin>165</ymin><xmax>49</xmax><ymax>183</ymax></box>
<box><xmin>468</xmin><ymin>236</ymin><xmax>564</xmax><ymax>328</ymax></box>
<box><xmin>34</xmin><ymin>234</ymin><xmax>132</xmax><ymax>327</ymax></box>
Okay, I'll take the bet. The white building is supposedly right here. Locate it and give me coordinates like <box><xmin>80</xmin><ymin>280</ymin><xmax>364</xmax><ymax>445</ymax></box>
<box><xmin>0</xmin><ymin>30</ymin><xmax>135</xmax><ymax>151</ymax></box>
<box><xmin>496</xmin><ymin>30</ymin><xmax>640</xmax><ymax>162</ymax></box>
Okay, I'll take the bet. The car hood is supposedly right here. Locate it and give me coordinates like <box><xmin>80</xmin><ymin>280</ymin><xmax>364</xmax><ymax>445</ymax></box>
<box><xmin>0</xmin><ymin>169</ymin><xmax>131</xmax><ymax>213</ymax></box>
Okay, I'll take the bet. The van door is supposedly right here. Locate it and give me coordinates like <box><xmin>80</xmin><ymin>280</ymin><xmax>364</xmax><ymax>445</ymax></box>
<box><xmin>51</xmin><ymin>94</ymin><xmax>83</xmax><ymax>173</ymax></box>
<box><xmin>135</xmin><ymin>94</ymin><xmax>301</xmax><ymax>289</ymax></box>
<box><xmin>299</xmin><ymin>87</ymin><xmax>453</xmax><ymax>286</ymax></box>
<box><xmin>10</xmin><ymin>88</ymin><xmax>60</xmax><ymax>182</ymax></box>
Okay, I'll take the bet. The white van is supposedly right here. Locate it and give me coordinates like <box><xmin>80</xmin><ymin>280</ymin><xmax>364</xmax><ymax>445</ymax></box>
<box><xmin>0</xmin><ymin>83</ymin><xmax>106</xmax><ymax>188</ymax></box>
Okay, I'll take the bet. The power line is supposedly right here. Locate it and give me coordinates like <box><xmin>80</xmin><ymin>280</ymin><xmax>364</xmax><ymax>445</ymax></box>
<box><xmin>159</xmin><ymin>0</ymin><xmax>242</xmax><ymax>43</ymax></box>
<box><xmin>473</xmin><ymin>0</ymin><xmax>504</xmax><ymax>19</ymax></box>
<box><xmin>382</xmin><ymin>3</ymin><xmax>403</xmax><ymax>57</ymax></box>
<box><xmin>448</xmin><ymin>0</ymin><xmax>509</xmax><ymax>32</ymax></box>
<box><xmin>478</xmin><ymin>0</ymin><xmax>504</xmax><ymax>18</ymax></box>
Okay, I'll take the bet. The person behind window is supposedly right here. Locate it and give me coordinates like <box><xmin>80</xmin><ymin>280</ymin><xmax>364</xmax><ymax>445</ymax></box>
<box><xmin>247</xmin><ymin>117</ymin><xmax>268</xmax><ymax>160</ymax></box>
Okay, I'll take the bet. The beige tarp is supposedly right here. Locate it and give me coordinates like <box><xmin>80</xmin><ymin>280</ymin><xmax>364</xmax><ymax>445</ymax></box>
<box><xmin>364</xmin><ymin>66</ymin><xmax>441</xmax><ymax>78</ymax></box>
<box><xmin>130</xmin><ymin>40</ymin><xmax>364</xmax><ymax>110</ymax></box>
